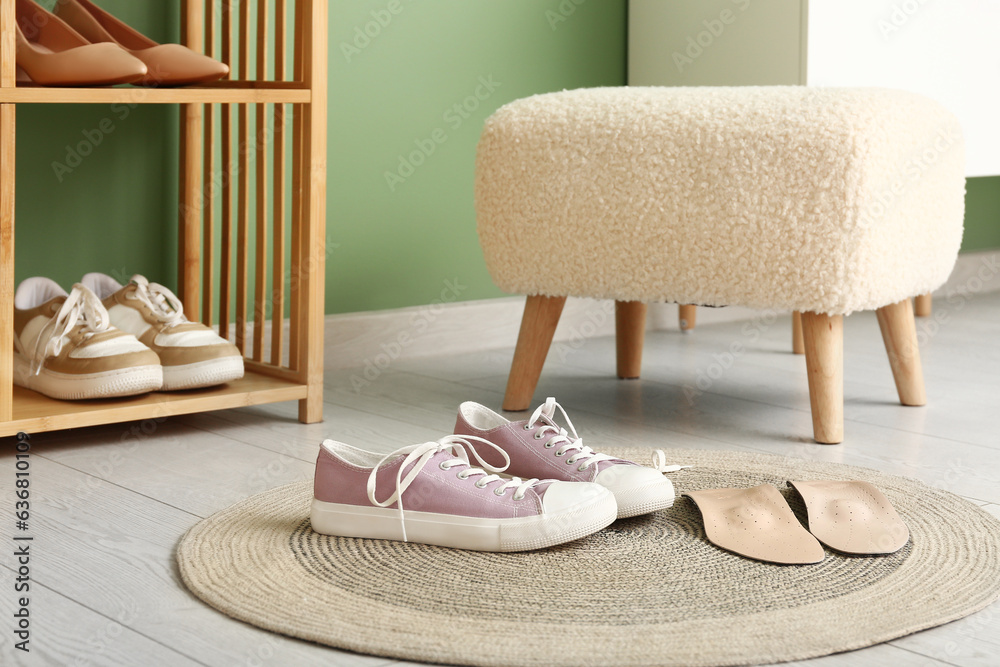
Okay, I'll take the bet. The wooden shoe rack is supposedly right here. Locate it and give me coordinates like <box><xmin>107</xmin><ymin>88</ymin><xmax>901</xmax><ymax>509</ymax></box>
<box><xmin>0</xmin><ymin>0</ymin><xmax>327</xmax><ymax>436</ymax></box>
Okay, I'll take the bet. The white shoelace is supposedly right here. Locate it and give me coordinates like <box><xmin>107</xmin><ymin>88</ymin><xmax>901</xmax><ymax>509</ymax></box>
<box><xmin>526</xmin><ymin>397</ymin><xmax>616</xmax><ymax>471</ymax></box>
<box><xmin>128</xmin><ymin>275</ymin><xmax>186</xmax><ymax>328</ymax></box>
<box><xmin>28</xmin><ymin>284</ymin><xmax>110</xmax><ymax>376</ymax></box>
<box><xmin>650</xmin><ymin>450</ymin><xmax>691</xmax><ymax>474</ymax></box>
<box><xmin>367</xmin><ymin>435</ymin><xmax>541</xmax><ymax>542</ymax></box>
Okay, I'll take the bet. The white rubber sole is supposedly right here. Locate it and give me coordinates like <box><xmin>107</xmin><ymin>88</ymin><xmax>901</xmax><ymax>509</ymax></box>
<box><xmin>613</xmin><ymin>478</ymin><xmax>676</xmax><ymax>519</ymax></box>
<box><xmin>310</xmin><ymin>490</ymin><xmax>618</xmax><ymax>552</ymax></box>
<box><xmin>161</xmin><ymin>356</ymin><xmax>244</xmax><ymax>391</ymax></box>
<box><xmin>13</xmin><ymin>354</ymin><xmax>162</xmax><ymax>400</ymax></box>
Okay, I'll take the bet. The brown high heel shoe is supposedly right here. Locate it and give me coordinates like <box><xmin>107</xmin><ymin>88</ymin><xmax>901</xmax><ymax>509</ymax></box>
<box><xmin>54</xmin><ymin>0</ymin><xmax>229</xmax><ymax>87</ymax></box>
<box><xmin>14</xmin><ymin>0</ymin><xmax>147</xmax><ymax>87</ymax></box>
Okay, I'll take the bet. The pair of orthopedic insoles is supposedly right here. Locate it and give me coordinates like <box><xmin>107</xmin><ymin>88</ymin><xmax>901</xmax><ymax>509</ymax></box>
<box><xmin>685</xmin><ymin>480</ymin><xmax>909</xmax><ymax>565</ymax></box>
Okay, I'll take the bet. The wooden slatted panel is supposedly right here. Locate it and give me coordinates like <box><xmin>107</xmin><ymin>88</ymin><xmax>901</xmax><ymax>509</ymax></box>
<box><xmin>253</xmin><ymin>0</ymin><xmax>269</xmax><ymax>361</ymax></box>
<box><xmin>270</xmin><ymin>0</ymin><xmax>288</xmax><ymax>365</ymax></box>
<box><xmin>179</xmin><ymin>0</ymin><xmax>205</xmax><ymax>319</ymax></box>
<box><xmin>288</xmin><ymin>0</ymin><xmax>306</xmax><ymax>371</ymax></box>
<box><xmin>1</xmin><ymin>0</ymin><xmax>15</xmax><ymax>88</ymax></box>
<box><xmin>0</xmin><ymin>105</ymin><xmax>14</xmax><ymax>421</ymax></box>
<box><xmin>298</xmin><ymin>0</ymin><xmax>328</xmax><ymax>422</ymax></box>
<box><xmin>219</xmin><ymin>0</ymin><xmax>234</xmax><ymax>339</ymax></box>
<box><xmin>200</xmin><ymin>0</ymin><xmax>216</xmax><ymax>325</ymax></box>
<box><xmin>235</xmin><ymin>0</ymin><xmax>252</xmax><ymax>353</ymax></box>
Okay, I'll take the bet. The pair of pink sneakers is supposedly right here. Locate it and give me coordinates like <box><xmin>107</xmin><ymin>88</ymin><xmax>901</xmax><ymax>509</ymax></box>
<box><xmin>310</xmin><ymin>398</ymin><xmax>675</xmax><ymax>551</ymax></box>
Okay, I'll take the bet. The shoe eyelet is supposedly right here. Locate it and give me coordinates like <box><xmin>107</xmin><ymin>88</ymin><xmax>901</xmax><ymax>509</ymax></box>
<box><xmin>494</xmin><ymin>488</ymin><xmax>506</xmax><ymax>496</ymax></box>
<box><xmin>457</xmin><ymin>471</ymin><xmax>469</xmax><ymax>480</ymax></box>
<box><xmin>475</xmin><ymin>480</ymin><xmax>488</xmax><ymax>489</ymax></box>
<box><xmin>577</xmin><ymin>465</ymin><xmax>587</xmax><ymax>472</ymax></box>
<box><xmin>523</xmin><ymin>423</ymin><xmax>532</xmax><ymax>431</ymax></box>
<box><xmin>513</xmin><ymin>494</ymin><xmax>524</xmax><ymax>501</ymax></box>
<box><xmin>533</xmin><ymin>432</ymin><xmax>543</xmax><ymax>440</ymax></box>
<box><xmin>565</xmin><ymin>459</ymin><xmax>574</xmax><ymax>465</ymax></box>
<box><xmin>544</xmin><ymin>443</ymin><xmax>554</xmax><ymax>449</ymax></box>
<box><xmin>554</xmin><ymin>451</ymin><xmax>565</xmax><ymax>457</ymax></box>
<box><xmin>439</xmin><ymin>462</ymin><xmax>451</xmax><ymax>471</ymax></box>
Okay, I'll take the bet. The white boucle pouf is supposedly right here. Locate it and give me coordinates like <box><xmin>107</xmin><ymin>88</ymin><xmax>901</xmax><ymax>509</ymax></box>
<box><xmin>474</xmin><ymin>86</ymin><xmax>965</xmax><ymax>444</ymax></box>
<box><xmin>476</xmin><ymin>86</ymin><xmax>964</xmax><ymax>314</ymax></box>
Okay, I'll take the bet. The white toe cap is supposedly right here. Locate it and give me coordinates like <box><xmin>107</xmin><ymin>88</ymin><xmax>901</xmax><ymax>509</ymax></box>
<box><xmin>594</xmin><ymin>464</ymin><xmax>675</xmax><ymax>518</ymax></box>
<box><xmin>594</xmin><ymin>464</ymin><xmax>665</xmax><ymax>492</ymax></box>
<box><xmin>540</xmin><ymin>481</ymin><xmax>614</xmax><ymax>515</ymax></box>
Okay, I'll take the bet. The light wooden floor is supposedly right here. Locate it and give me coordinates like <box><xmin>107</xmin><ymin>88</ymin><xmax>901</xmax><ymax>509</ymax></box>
<box><xmin>2</xmin><ymin>291</ymin><xmax>999</xmax><ymax>666</ymax></box>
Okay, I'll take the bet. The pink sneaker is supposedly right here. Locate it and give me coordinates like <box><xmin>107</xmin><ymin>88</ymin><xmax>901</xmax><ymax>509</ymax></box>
<box><xmin>310</xmin><ymin>435</ymin><xmax>617</xmax><ymax>551</ymax></box>
<box><xmin>454</xmin><ymin>398</ymin><xmax>674</xmax><ymax>518</ymax></box>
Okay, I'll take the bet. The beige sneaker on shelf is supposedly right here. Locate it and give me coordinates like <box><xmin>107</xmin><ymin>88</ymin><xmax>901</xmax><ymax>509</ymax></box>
<box><xmin>13</xmin><ymin>278</ymin><xmax>162</xmax><ymax>400</ymax></box>
<box><xmin>82</xmin><ymin>273</ymin><xmax>244</xmax><ymax>391</ymax></box>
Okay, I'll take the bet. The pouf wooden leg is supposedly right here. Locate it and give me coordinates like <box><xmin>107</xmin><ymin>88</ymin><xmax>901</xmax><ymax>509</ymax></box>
<box><xmin>616</xmin><ymin>301</ymin><xmax>647</xmax><ymax>379</ymax></box>
<box><xmin>503</xmin><ymin>295</ymin><xmax>567</xmax><ymax>411</ymax></box>
<box><xmin>679</xmin><ymin>304</ymin><xmax>697</xmax><ymax>332</ymax></box>
<box><xmin>801</xmin><ymin>312</ymin><xmax>844</xmax><ymax>444</ymax></box>
<box><xmin>914</xmin><ymin>293</ymin><xmax>932</xmax><ymax>317</ymax></box>
<box><xmin>791</xmin><ymin>311</ymin><xmax>805</xmax><ymax>355</ymax></box>
<box><xmin>876</xmin><ymin>299</ymin><xmax>927</xmax><ymax>406</ymax></box>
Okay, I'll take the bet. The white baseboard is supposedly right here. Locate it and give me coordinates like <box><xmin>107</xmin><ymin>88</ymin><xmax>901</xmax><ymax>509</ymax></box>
<box><xmin>322</xmin><ymin>249</ymin><xmax>999</xmax><ymax>368</ymax></box>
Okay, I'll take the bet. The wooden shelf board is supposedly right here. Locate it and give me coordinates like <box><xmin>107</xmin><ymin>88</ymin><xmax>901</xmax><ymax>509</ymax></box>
<box><xmin>0</xmin><ymin>82</ymin><xmax>310</xmax><ymax>105</ymax></box>
<box><xmin>1</xmin><ymin>370</ymin><xmax>308</xmax><ymax>436</ymax></box>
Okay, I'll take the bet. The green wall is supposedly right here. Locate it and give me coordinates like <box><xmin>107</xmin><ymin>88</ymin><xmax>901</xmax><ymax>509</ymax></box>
<box><xmin>12</xmin><ymin>1</ymin><xmax>998</xmax><ymax>314</ymax></box>
<box><xmin>963</xmin><ymin>177</ymin><xmax>1000</xmax><ymax>251</ymax></box>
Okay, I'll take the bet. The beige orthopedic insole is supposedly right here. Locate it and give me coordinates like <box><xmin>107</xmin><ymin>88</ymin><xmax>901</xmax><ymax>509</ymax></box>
<box><xmin>788</xmin><ymin>480</ymin><xmax>909</xmax><ymax>555</ymax></box>
<box><xmin>685</xmin><ymin>485</ymin><xmax>824</xmax><ymax>565</ymax></box>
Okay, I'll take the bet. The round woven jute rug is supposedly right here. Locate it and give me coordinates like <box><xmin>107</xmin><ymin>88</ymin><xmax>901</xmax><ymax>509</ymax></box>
<box><xmin>177</xmin><ymin>447</ymin><xmax>1000</xmax><ymax>666</ymax></box>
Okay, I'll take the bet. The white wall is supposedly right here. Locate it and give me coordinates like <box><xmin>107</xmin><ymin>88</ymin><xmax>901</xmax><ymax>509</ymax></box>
<box><xmin>807</xmin><ymin>0</ymin><xmax>1000</xmax><ymax>177</ymax></box>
